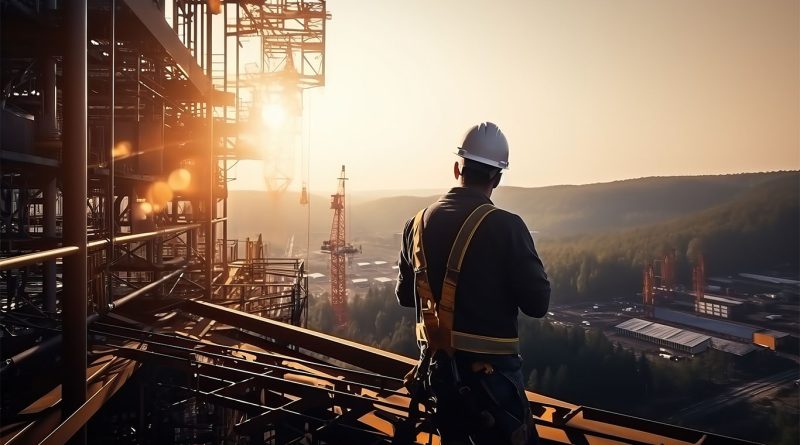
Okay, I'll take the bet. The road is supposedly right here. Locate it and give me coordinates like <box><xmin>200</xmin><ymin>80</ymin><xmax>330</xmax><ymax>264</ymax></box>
<box><xmin>668</xmin><ymin>368</ymin><xmax>799</xmax><ymax>423</ymax></box>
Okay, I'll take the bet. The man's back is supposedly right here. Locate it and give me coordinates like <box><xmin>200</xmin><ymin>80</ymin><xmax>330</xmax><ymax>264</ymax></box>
<box><xmin>395</xmin><ymin>187</ymin><xmax>550</xmax><ymax>341</ymax></box>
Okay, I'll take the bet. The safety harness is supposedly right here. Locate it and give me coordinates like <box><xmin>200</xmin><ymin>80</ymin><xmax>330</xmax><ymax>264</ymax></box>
<box><xmin>411</xmin><ymin>203</ymin><xmax>519</xmax><ymax>356</ymax></box>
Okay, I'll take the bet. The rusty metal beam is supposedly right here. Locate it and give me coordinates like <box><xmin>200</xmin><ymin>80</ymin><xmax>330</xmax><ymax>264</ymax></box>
<box><xmin>182</xmin><ymin>299</ymin><xmax>416</xmax><ymax>378</ymax></box>
<box><xmin>38</xmin><ymin>359</ymin><xmax>139</xmax><ymax>445</ymax></box>
<box><xmin>119</xmin><ymin>0</ymin><xmax>210</xmax><ymax>95</ymax></box>
<box><xmin>109</xmin><ymin>267</ymin><xmax>185</xmax><ymax>309</ymax></box>
<box><xmin>111</xmin><ymin>346</ymin><xmax>405</xmax><ymax>412</ymax></box>
<box><xmin>3</xmin><ymin>350</ymin><xmax>139</xmax><ymax>445</ymax></box>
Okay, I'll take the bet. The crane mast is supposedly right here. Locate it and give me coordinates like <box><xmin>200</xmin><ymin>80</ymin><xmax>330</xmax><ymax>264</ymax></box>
<box><xmin>328</xmin><ymin>165</ymin><xmax>348</xmax><ymax>325</ymax></box>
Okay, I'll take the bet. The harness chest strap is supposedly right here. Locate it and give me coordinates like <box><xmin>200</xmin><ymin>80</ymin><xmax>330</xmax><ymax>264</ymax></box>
<box><xmin>411</xmin><ymin>204</ymin><xmax>520</xmax><ymax>355</ymax></box>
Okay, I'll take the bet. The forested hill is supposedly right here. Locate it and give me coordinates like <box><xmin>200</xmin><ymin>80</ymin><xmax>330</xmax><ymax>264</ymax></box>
<box><xmin>227</xmin><ymin>171</ymin><xmax>798</xmax><ymax>247</ymax></box>
<box><xmin>538</xmin><ymin>173</ymin><xmax>799</xmax><ymax>302</ymax></box>
<box><xmin>348</xmin><ymin>171</ymin><xmax>797</xmax><ymax>239</ymax></box>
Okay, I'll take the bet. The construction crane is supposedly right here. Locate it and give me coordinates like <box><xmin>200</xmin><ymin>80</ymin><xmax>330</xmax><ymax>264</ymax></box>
<box><xmin>693</xmin><ymin>253</ymin><xmax>706</xmax><ymax>310</ymax></box>
<box><xmin>322</xmin><ymin>165</ymin><xmax>357</xmax><ymax>325</ymax></box>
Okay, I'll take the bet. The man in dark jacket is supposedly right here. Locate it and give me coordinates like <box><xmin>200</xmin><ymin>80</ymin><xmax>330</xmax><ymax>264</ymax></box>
<box><xmin>395</xmin><ymin>122</ymin><xmax>551</xmax><ymax>445</ymax></box>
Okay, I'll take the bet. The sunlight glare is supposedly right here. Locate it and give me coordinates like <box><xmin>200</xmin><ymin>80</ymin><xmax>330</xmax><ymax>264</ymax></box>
<box><xmin>146</xmin><ymin>181</ymin><xmax>174</xmax><ymax>212</ymax></box>
<box><xmin>261</xmin><ymin>103</ymin><xmax>287</xmax><ymax>129</ymax></box>
<box><xmin>112</xmin><ymin>141</ymin><xmax>131</xmax><ymax>159</ymax></box>
<box><xmin>168</xmin><ymin>168</ymin><xmax>192</xmax><ymax>191</ymax></box>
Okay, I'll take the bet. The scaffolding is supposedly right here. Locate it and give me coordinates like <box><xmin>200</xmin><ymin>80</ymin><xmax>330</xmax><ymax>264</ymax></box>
<box><xmin>0</xmin><ymin>1</ymin><xmax>314</xmax><ymax>442</ymax></box>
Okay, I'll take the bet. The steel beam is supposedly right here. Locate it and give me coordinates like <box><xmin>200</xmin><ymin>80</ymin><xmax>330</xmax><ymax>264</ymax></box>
<box><xmin>120</xmin><ymin>0</ymin><xmax>210</xmax><ymax>95</ymax></box>
<box><xmin>43</xmin><ymin>178</ymin><xmax>58</xmax><ymax>313</ymax></box>
<box><xmin>3</xmin><ymin>352</ymin><xmax>139</xmax><ymax>445</ymax></box>
<box><xmin>0</xmin><ymin>247</ymin><xmax>79</xmax><ymax>271</ymax></box>
<box><xmin>182</xmin><ymin>300</ymin><xmax>416</xmax><ymax>378</ymax></box>
<box><xmin>109</xmin><ymin>267</ymin><xmax>184</xmax><ymax>309</ymax></box>
<box><xmin>205</xmin><ymin>4</ymin><xmax>215</xmax><ymax>300</ymax></box>
<box><xmin>105</xmin><ymin>0</ymin><xmax>117</xmax><ymax>315</ymax></box>
<box><xmin>61</xmin><ymin>1</ymin><xmax>89</xmax><ymax>443</ymax></box>
<box><xmin>0</xmin><ymin>225</ymin><xmax>200</xmax><ymax>271</ymax></box>
<box><xmin>86</xmin><ymin>223</ymin><xmax>202</xmax><ymax>250</ymax></box>
<box><xmin>38</xmin><ymin>358</ymin><xmax>138</xmax><ymax>445</ymax></box>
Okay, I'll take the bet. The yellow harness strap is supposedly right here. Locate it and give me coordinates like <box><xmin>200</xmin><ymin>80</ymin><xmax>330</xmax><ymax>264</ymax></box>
<box><xmin>412</xmin><ymin>204</ymin><xmax>519</xmax><ymax>356</ymax></box>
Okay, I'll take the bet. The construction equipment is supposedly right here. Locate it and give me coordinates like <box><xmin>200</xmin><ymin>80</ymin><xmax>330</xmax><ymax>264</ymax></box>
<box><xmin>323</xmin><ymin>165</ymin><xmax>355</xmax><ymax>325</ymax></box>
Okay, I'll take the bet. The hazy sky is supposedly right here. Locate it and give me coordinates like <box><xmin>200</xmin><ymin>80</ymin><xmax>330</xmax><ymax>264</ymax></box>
<box><xmin>229</xmin><ymin>0</ymin><xmax>799</xmax><ymax>192</ymax></box>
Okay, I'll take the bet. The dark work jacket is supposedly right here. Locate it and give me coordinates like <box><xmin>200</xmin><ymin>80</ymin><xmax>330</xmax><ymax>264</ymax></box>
<box><xmin>395</xmin><ymin>187</ymin><xmax>551</xmax><ymax>342</ymax></box>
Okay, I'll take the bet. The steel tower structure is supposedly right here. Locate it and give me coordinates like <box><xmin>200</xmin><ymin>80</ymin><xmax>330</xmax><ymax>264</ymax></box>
<box><xmin>328</xmin><ymin>165</ymin><xmax>348</xmax><ymax>325</ymax></box>
<box><xmin>235</xmin><ymin>0</ymin><xmax>328</xmax><ymax>194</ymax></box>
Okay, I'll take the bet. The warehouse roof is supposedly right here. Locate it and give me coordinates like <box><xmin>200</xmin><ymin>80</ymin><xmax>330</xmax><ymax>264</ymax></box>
<box><xmin>739</xmin><ymin>273</ymin><xmax>800</xmax><ymax>286</ymax></box>
<box><xmin>710</xmin><ymin>338</ymin><xmax>757</xmax><ymax>356</ymax></box>
<box><xmin>654</xmin><ymin>307</ymin><xmax>759</xmax><ymax>339</ymax></box>
<box><xmin>616</xmin><ymin>318</ymin><xmax>710</xmax><ymax>348</ymax></box>
<box><xmin>758</xmin><ymin>330</ymin><xmax>790</xmax><ymax>339</ymax></box>
<box><xmin>702</xmin><ymin>294</ymin><xmax>745</xmax><ymax>305</ymax></box>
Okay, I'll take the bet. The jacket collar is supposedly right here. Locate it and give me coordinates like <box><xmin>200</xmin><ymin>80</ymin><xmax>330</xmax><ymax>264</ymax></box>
<box><xmin>443</xmin><ymin>187</ymin><xmax>494</xmax><ymax>205</ymax></box>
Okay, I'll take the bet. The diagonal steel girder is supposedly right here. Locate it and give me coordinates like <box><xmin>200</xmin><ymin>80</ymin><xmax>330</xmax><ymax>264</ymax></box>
<box><xmin>182</xmin><ymin>299</ymin><xmax>417</xmax><ymax>378</ymax></box>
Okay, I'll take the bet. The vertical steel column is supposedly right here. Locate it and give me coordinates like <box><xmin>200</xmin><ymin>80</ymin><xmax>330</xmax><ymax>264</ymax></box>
<box><xmin>221</xmin><ymin>2</ymin><xmax>228</xmax><ymax>273</ymax></box>
<box><xmin>205</xmin><ymin>4</ymin><xmax>214</xmax><ymax>299</ymax></box>
<box><xmin>193</xmin><ymin>1</ymin><xmax>198</xmax><ymax>65</ymax></box>
<box><xmin>106</xmin><ymin>0</ymin><xmax>116</xmax><ymax>312</ymax></box>
<box><xmin>172</xmin><ymin>0</ymin><xmax>177</xmax><ymax>31</ymax></box>
<box><xmin>43</xmin><ymin>178</ymin><xmax>57</xmax><ymax>313</ymax></box>
<box><xmin>39</xmin><ymin>1</ymin><xmax>59</xmax><ymax>314</ymax></box>
<box><xmin>39</xmin><ymin>0</ymin><xmax>59</xmax><ymax>141</ymax></box>
<box><xmin>61</xmin><ymin>0</ymin><xmax>88</xmax><ymax>443</ymax></box>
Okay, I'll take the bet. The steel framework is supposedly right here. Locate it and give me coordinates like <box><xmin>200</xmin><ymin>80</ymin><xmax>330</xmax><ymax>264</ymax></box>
<box><xmin>1</xmin><ymin>1</ymin><xmax>313</xmax><ymax>442</ymax></box>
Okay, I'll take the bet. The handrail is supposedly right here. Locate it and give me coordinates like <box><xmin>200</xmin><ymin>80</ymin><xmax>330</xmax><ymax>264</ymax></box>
<box><xmin>0</xmin><ymin>246</ymin><xmax>79</xmax><ymax>271</ymax></box>
<box><xmin>0</xmin><ymin>225</ymin><xmax>202</xmax><ymax>271</ymax></box>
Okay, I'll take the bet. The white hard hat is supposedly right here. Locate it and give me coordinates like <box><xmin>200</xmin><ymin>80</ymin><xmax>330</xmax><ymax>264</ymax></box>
<box><xmin>456</xmin><ymin>122</ymin><xmax>509</xmax><ymax>169</ymax></box>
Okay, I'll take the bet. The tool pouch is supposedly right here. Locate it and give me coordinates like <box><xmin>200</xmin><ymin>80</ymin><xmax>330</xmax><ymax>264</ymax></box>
<box><xmin>428</xmin><ymin>354</ymin><xmax>496</xmax><ymax>432</ymax></box>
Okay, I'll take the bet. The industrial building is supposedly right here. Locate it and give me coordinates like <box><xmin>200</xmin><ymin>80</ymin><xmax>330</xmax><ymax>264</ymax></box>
<box><xmin>694</xmin><ymin>294</ymin><xmax>748</xmax><ymax>320</ymax></box>
<box><xmin>615</xmin><ymin>318</ymin><xmax>712</xmax><ymax>355</ymax></box>
<box><xmin>753</xmin><ymin>330</ymin><xmax>792</xmax><ymax>352</ymax></box>
<box><xmin>0</xmin><ymin>1</ymin><xmax>766</xmax><ymax>444</ymax></box>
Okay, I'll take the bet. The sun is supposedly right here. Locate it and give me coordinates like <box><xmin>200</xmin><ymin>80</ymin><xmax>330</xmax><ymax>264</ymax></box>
<box><xmin>261</xmin><ymin>103</ymin><xmax>287</xmax><ymax>129</ymax></box>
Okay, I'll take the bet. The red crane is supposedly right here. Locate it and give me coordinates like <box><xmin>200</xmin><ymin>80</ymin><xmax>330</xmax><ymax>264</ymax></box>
<box><xmin>326</xmin><ymin>165</ymin><xmax>349</xmax><ymax>325</ymax></box>
<box><xmin>693</xmin><ymin>253</ymin><xmax>705</xmax><ymax>311</ymax></box>
<box><xmin>643</xmin><ymin>264</ymin><xmax>655</xmax><ymax>318</ymax></box>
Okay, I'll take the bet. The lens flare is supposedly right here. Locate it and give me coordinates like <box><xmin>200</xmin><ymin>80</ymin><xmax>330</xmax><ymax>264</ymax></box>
<box><xmin>146</xmin><ymin>181</ymin><xmax>173</xmax><ymax>212</ymax></box>
<box><xmin>112</xmin><ymin>141</ymin><xmax>131</xmax><ymax>159</ymax></box>
<box><xmin>208</xmin><ymin>0</ymin><xmax>222</xmax><ymax>14</ymax></box>
<box><xmin>167</xmin><ymin>168</ymin><xmax>192</xmax><ymax>191</ymax></box>
<box><xmin>133</xmin><ymin>201</ymin><xmax>152</xmax><ymax>220</ymax></box>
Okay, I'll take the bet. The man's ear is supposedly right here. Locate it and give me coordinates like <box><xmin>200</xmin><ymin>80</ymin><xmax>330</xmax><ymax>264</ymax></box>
<box><xmin>453</xmin><ymin>161</ymin><xmax>461</xmax><ymax>181</ymax></box>
<box><xmin>491</xmin><ymin>172</ymin><xmax>502</xmax><ymax>189</ymax></box>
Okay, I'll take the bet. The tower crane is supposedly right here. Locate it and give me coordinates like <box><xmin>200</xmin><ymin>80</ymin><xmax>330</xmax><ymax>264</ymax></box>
<box><xmin>321</xmin><ymin>165</ymin><xmax>357</xmax><ymax>325</ymax></box>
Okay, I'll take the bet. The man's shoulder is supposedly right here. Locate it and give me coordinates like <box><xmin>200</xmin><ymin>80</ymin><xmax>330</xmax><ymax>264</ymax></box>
<box><xmin>485</xmin><ymin>206</ymin><xmax>525</xmax><ymax>228</ymax></box>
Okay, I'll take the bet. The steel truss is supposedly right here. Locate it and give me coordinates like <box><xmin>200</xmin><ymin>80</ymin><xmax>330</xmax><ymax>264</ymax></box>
<box><xmin>1</xmin><ymin>0</ymin><xmax>313</xmax><ymax>442</ymax></box>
